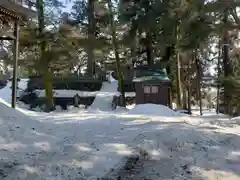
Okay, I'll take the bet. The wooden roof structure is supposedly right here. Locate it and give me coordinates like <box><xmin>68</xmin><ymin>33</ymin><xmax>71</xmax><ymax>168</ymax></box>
<box><xmin>0</xmin><ymin>0</ymin><xmax>36</xmax><ymax>38</ymax></box>
<box><xmin>0</xmin><ymin>0</ymin><xmax>35</xmax><ymax>20</ymax></box>
<box><xmin>0</xmin><ymin>0</ymin><xmax>36</xmax><ymax>108</ymax></box>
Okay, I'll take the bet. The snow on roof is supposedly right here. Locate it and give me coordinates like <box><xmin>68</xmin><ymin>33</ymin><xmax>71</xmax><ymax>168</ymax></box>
<box><xmin>133</xmin><ymin>67</ymin><xmax>170</xmax><ymax>82</ymax></box>
<box><xmin>133</xmin><ymin>76</ymin><xmax>170</xmax><ymax>82</ymax></box>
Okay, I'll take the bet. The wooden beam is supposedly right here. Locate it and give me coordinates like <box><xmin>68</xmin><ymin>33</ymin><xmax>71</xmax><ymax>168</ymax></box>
<box><xmin>11</xmin><ymin>20</ymin><xmax>19</xmax><ymax>109</ymax></box>
<box><xmin>0</xmin><ymin>0</ymin><xmax>36</xmax><ymax>20</ymax></box>
<box><xmin>0</xmin><ymin>36</ymin><xmax>16</xmax><ymax>40</ymax></box>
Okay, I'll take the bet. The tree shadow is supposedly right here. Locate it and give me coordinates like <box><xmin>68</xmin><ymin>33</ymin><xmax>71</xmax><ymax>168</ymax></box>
<box><xmin>0</xmin><ymin>103</ymin><xmax>240</xmax><ymax>179</ymax></box>
<box><xmin>111</xmin><ymin>117</ymin><xmax>240</xmax><ymax>179</ymax></box>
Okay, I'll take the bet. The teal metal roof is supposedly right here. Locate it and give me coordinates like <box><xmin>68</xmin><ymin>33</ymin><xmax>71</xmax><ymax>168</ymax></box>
<box><xmin>133</xmin><ymin>68</ymin><xmax>170</xmax><ymax>82</ymax></box>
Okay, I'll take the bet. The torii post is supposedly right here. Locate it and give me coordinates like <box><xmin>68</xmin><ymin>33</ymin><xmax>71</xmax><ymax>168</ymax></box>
<box><xmin>0</xmin><ymin>0</ymin><xmax>36</xmax><ymax>108</ymax></box>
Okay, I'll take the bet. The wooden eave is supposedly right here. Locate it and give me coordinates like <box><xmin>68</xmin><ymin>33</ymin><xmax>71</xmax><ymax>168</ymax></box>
<box><xmin>0</xmin><ymin>0</ymin><xmax>36</xmax><ymax>21</ymax></box>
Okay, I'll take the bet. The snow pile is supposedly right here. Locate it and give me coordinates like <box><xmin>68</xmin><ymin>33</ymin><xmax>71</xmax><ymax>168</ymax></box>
<box><xmin>18</xmin><ymin>78</ymin><xmax>29</xmax><ymax>90</ymax></box>
<box><xmin>108</xmin><ymin>71</ymin><xmax>117</xmax><ymax>82</ymax></box>
<box><xmin>0</xmin><ymin>81</ymin><xmax>11</xmax><ymax>103</ymax></box>
<box><xmin>0</xmin><ymin>102</ymin><xmax>72</xmax><ymax>179</ymax></box>
<box><xmin>0</xmin><ymin>79</ymin><xmax>28</xmax><ymax>103</ymax></box>
<box><xmin>128</xmin><ymin>104</ymin><xmax>178</xmax><ymax>117</ymax></box>
<box><xmin>231</xmin><ymin>116</ymin><xmax>240</xmax><ymax>125</ymax></box>
<box><xmin>89</xmin><ymin>81</ymin><xmax>119</xmax><ymax>111</ymax></box>
<box><xmin>0</xmin><ymin>102</ymin><xmax>145</xmax><ymax>179</ymax></box>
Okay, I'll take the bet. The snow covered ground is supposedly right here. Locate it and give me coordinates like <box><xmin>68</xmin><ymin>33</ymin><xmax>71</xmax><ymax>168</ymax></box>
<box><xmin>0</xmin><ymin>102</ymin><xmax>239</xmax><ymax>180</ymax></box>
<box><xmin>0</xmin><ymin>101</ymin><xmax>141</xmax><ymax>179</ymax></box>
<box><xmin>0</xmin><ymin>79</ymin><xmax>29</xmax><ymax>103</ymax></box>
<box><xmin>0</xmin><ymin>79</ymin><xmax>240</xmax><ymax>180</ymax></box>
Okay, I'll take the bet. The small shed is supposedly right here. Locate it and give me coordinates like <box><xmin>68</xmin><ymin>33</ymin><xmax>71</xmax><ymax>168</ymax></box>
<box><xmin>133</xmin><ymin>68</ymin><xmax>171</xmax><ymax>106</ymax></box>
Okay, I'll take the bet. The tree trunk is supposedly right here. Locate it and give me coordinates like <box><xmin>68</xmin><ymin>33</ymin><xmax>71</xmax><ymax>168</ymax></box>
<box><xmin>176</xmin><ymin>52</ymin><xmax>182</xmax><ymax>109</ymax></box>
<box><xmin>28</xmin><ymin>67</ymin><xmax>35</xmax><ymax>77</ymax></box>
<box><xmin>130</xmin><ymin>30</ymin><xmax>137</xmax><ymax>79</ymax></box>
<box><xmin>222</xmin><ymin>9</ymin><xmax>232</xmax><ymax>114</ymax></box>
<box><xmin>182</xmin><ymin>85</ymin><xmax>187</xmax><ymax>110</ymax></box>
<box><xmin>216</xmin><ymin>39</ymin><xmax>221</xmax><ymax>114</ymax></box>
<box><xmin>176</xmin><ymin>24</ymin><xmax>182</xmax><ymax>109</ymax></box>
<box><xmin>36</xmin><ymin>0</ymin><xmax>54</xmax><ymax>112</ymax></box>
<box><xmin>87</xmin><ymin>0</ymin><xmax>96</xmax><ymax>77</ymax></box>
<box><xmin>107</xmin><ymin>0</ymin><xmax>125</xmax><ymax>107</ymax></box>
<box><xmin>146</xmin><ymin>31</ymin><xmax>153</xmax><ymax>66</ymax></box>
<box><xmin>163</xmin><ymin>46</ymin><xmax>175</xmax><ymax>109</ymax></box>
<box><xmin>187</xmin><ymin>83</ymin><xmax>192</xmax><ymax>114</ymax></box>
<box><xmin>187</xmin><ymin>55</ymin><xmax>192</xmax><ymax>115</ymax></box>
<box><xmin>143</xmin><ymin>0</ymin><xmax>153</xmax><ymax>66</ymax></box>
<box><xmin>43</xmin><ymin>67</ymin><xmax>54</xmax><ymax>112</ymax></box>
<box><xmin>130</xmin><ymin>29</ymin><xmax>137</xmax><ymax>61</ymax></box>
<box><xmin>195</xmin><ymin>57</ymin><xmax>202</xmax><ymax>116</ymax></box>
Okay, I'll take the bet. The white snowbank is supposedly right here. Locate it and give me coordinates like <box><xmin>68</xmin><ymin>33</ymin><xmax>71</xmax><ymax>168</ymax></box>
<box><xmin>108</xmin><ymin>71</ymin><xmax>117</xmax><ymax>82</ymax></box>
<box><xmin>128</xmin><ymin>104</ymin><xmax>178</xmax><ymax>117</ymax></box>
<box><xmin>0</xmin><ymin>101</ymin><xmax>240</xmax><ymax>179</ymax></box>
<box><xmin>1</xmin><ymin>78</ymin><xmax>240</xmax><ymax>180</ymax></box>
<box><xmin>125</xmin><ymin>92</ymin><xmax>136</xmax><ymax>97</ymax></box>
<box><xmin>24</xmin><ymin>89</ymin><xmax>135</xmax><ymax>99</ymax></box>
<box><xmin>231</xmin><ymin>116</ymin><xmax>240</xmax><ymax>125</ymax></box>
<box><xmin>90</xmin><ymin>81</ymin><xmax>118</xmax><ymax>111</ymax></box>
<box><xmin>0</xmin><ymin>81</ymin><xmax>12</xmax><ymax>103</ymax></box>
<box><xmin>18</xmin><ymin>78</ymin><xmax>29</xmax><ymax>90</ymax></box>
<box><xmin>0</xmin><ymin>101</ymin><xmax>146</xmax><ymax>179</ymax></box>
<box><xmin>37</xmin><ymin>89</ymin><xmax>119</xmax><ymax>98</ymax></box>
<box><xmin>0</xmin><ymin>78</ymin><xmax>28</xmax><ymax>103</ymax></box>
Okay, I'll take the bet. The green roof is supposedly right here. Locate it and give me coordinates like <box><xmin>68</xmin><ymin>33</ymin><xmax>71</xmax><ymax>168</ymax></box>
<box><xmin>133</xmin><ymin>68</ymin><xmax>170</xmax><ymax>82</ymax></box>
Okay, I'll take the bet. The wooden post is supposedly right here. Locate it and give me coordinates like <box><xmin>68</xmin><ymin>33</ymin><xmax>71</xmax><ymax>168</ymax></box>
<box><xmin>11</xmin><ymin>21</ymin><xmax>19</xmax><ymax>108</ymax></box>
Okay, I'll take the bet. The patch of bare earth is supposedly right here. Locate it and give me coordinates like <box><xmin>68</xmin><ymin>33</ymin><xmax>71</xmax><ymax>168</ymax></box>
<box><xmin>102</xmin><ymin>150</ymin><xmax>147</xmax><ymax>180</ymax></box>
<box><xmin>102</xmin><ymin>149</ymin><xmax>198</xmax><ymax>180</ymax></box>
